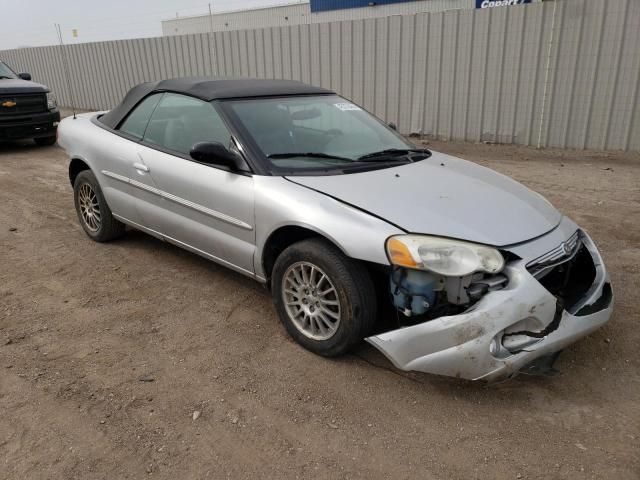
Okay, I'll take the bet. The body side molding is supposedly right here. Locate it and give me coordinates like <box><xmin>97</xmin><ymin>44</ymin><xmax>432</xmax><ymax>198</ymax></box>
<box><xmin>101</xmin><ymin>170</ymin><xmax>253</xmax><ymax>231</ymax></box>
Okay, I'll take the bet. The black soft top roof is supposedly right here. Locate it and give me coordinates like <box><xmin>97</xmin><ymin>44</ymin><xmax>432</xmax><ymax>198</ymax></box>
<box><xmin>99</xmin><ymin>77</ymin><xmax>334</xmax><ymax>129</ymax></box>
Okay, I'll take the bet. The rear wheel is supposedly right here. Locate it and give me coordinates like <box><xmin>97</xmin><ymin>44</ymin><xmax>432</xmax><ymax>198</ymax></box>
<box><xmin>34</xmin><ymin>136</ymin><xmax>56</xmax><ymax>146</ymax></box>
<box><xmin>271</xmin><ymin>238</ymin><xmax>376</xmax><ymax>357</ymax></box>
<box><xmin>73</xmin><ymin>170</ymin><xmax>125</xmax><ymax>242</ymax></box>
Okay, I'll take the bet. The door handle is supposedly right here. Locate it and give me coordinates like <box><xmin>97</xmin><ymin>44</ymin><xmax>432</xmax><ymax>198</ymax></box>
<box><xmin>133</xmin><ymin>162</ymin><xmax>149</xmax><ymax>173</ymax></box>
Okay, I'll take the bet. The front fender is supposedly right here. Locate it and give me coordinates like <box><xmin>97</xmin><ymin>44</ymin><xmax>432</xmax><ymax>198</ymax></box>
<box><xmin>253</xmin><ymin>177</ymin><xmax>404</xmax><ymax>278</ymax></box>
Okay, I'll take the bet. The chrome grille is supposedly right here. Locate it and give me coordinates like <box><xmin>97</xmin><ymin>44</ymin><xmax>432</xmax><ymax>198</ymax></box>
<box><xmin>527</xmin><ymin>230</ymin><xmax>582</xmax><ymax>278</ymax></box>
<box><xmin>0</xmin><ymin>94</ymin><xmax>47</xmax><ymax>115</ymax></box>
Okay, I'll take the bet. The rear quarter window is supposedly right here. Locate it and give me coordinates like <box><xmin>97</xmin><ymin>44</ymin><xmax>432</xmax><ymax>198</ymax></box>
<box><xmin>118</xmin><ymin>93</ymin><xmax>163</xmax><ymax>139</ymax></box>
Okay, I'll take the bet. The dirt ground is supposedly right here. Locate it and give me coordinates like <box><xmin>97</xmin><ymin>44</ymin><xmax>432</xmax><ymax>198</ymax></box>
<box><xmin>1</xmin><ymin>127</ymin><xmax>639</xmax><ymax>479</ymax></box>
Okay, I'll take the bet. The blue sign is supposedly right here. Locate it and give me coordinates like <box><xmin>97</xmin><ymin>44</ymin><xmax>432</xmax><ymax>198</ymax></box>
<box><xmin>476</xmin><ymin>0</ymin><xmax>532</xmax><ymax>8</ymax></box>
<box><xmin>310</xmin><ymin>0</ymin><xmax>420</xmax><ymax>13</ymax></box>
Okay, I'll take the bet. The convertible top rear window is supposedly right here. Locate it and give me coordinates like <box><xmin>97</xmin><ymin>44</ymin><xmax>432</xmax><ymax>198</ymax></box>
<box><xmin>118</xmin><ymin>93</ymin><xmax>162</xmax><ymax>139</ymax></box>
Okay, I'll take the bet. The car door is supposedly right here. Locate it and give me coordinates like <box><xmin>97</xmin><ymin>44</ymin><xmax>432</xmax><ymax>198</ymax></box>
<box><xmin>134</xmin><ymin>93</ymin><xmax>256</xmax><ymax>276</ymax></box>
<box><xmin>100</xmin><ymin>92</ymin><xmax>163</xmax><ymax>226</ymax></box>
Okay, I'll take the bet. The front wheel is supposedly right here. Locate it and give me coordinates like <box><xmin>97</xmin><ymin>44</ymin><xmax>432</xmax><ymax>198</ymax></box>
<box><xmin>271</xmin><ymin>238</ymin><xmax>376</xmax><ymax>357</ymax></box>
<box><xmin>73</xmin><ymin>170</ymin><xmax>125</xmax><ymax>242</ymax></box>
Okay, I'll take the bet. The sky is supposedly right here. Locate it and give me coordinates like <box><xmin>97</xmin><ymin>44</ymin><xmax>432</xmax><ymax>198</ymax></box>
<box><xmin>0</xmin><ymin>0</ymin><xmax>306</xmax><ymax>50</ymax></box>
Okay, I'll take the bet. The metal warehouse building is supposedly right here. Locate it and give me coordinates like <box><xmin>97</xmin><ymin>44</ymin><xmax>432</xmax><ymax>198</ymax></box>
<box><xmin>162</xmin><ymin>0</ymin><xmax>542</xmax><ymax>36</ymax></box>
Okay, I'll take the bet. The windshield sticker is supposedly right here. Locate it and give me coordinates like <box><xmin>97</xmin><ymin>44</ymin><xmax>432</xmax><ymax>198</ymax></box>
<box><xmin>334</xmin><ymin>102</ymin><xmax>361</xmax><ymax>111</ymax></box>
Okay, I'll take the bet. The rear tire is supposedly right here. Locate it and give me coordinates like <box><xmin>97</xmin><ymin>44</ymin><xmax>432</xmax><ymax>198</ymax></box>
<box><xmin>271</xmin><ymin>238</ymin><xmax>376</xmax><ymax>357</ymax></box>
<box><xmin>73</xmin><ymin>170</ymin><xmax>125</xmax><ymax>242</ymax></box>
<box><xmin>34</xmin><ymin>136</ymin><xmax>56</xmax><ymax>146</ymax></box>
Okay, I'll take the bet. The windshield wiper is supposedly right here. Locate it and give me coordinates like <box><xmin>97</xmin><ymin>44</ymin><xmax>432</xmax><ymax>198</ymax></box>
<box><xmin>268</xmin><ymin>152</ymin><xmax>353</xmax><ymax>162</ymax></box>
<box><xmin>357</xmin><ymin>148</ymin><xmax>431</xmax><ymax>162</ymax></box>
<box><xmin>0</xmin><ymin>76</ymin><xmax>14</xmax><ymax>80</ymax></box>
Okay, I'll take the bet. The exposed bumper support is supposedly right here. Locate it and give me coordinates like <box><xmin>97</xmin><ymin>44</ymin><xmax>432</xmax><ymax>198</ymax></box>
<box><xmin>366</xmin><ymin>232</ymin><xmax>612</xmax><ymax>382</ymax></box>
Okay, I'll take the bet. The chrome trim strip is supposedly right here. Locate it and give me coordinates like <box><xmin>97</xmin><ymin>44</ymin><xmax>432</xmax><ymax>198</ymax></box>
<box><xmin>527</xmin><ymin>229</ymin><xmax>580</xmax><ymax>268</ymax></box>
<box><xmin>112</xmin><ymin>213</ymin><xmax>266</xmax><ymax>283</ymax></box>
<box><xmin>101</xmin><ymin>170</ymin><xmax>253</xmax><ymax>231</ymax></box>
<box><xmin>101</xmin><ymin>170</ymin><xmax>129</xmax><ymax>184</ymax></box>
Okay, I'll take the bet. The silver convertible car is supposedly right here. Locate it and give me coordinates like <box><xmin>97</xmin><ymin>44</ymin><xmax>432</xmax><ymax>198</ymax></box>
<box><xmin>58</xmin><ymin>78</ymin><xmax>613</xmax><ymax>382</ymax></box>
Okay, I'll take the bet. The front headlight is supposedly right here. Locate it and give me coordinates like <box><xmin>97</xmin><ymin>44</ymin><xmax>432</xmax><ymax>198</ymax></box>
<box><xmin>386</xmin><ymin>235</ymin><xmax>505</xmax><ymax>277</ymax></box>
<box><xmin>46</xmin><ymin>92</ymin><xmax>57</xmax><ymax>110</ymax></box>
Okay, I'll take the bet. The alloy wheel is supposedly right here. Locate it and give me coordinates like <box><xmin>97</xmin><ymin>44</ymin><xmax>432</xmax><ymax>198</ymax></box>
<box><xmin>281</xmin><ymin>261</ymin><xmax>342</xmax><ymax>341</ymax></box>
<box><xmin>78</xmin><ymin>183</ymin><xmax>101</xmax><ymax>232</ymax></box>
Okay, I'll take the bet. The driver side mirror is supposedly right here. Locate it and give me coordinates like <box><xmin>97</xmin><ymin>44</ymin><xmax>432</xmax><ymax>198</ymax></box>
<box><xmin>18</xmin><ymin>72</ymin><xmax>32</xmax><ymax>81</ymax></box>
<box><xmin>190</xmin><ymin>141</ymin><xmax>241</xmax><ymax>170</ymax></box>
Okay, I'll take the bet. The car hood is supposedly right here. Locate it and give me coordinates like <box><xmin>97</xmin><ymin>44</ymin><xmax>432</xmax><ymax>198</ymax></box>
<box><xmin>0</xmin><ymin>78</ymin><xmax>49</xmax><ymax>94</ymax></box>
<box><xmin>286</xmin><ymin>152</ymin><xmax>562</xmax><ymax>247</ymax></box>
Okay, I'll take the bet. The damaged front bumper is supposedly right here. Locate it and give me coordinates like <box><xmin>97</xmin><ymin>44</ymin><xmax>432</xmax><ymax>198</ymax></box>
<box><xmin>366</xmin><ymin>231</ymin><xmax>613</xmax><ymax>382</ymax></box>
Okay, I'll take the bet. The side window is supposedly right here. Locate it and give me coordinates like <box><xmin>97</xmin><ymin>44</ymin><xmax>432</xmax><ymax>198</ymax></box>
<box><xmin>144</xmin><ymin>93</ymin><xmax>232</xmax><ymax>156</ymax></box>
<box><xmin>118</xmin><ymin>93</ymin><xmax>163</xmax><ymax>139</ymax></box>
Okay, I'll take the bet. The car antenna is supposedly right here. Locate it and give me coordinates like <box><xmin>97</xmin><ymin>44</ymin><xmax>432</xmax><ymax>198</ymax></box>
<box><xmin>54</xmin><ymin>23</ymin><xmax>77</xmax><ymax>119</ymax></box>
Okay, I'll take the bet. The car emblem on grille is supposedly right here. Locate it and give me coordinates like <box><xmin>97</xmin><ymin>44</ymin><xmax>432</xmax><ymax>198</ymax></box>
<box><xmin>561</xmin><ymin>241</ymin><xmax>572</xmax><ymax>255</ymax></box>
<box><xmin>1</xmin><ymin>100</ymin><xmax>16</xmax><ymax>108</ymax></box>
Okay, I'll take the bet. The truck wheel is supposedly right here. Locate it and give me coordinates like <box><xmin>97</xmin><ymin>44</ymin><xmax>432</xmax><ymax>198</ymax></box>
<box><xmin>34</xmin><ymin>136</ymin><xmax>56</xmax><ymax>146</ymax></box>
<box><xmin>73</xmin><ymin>170</ymin><xmax>125</xmax><ymax>242</ymax></box>
<box><xmin>271</xmin><ymin>238</ymin><xmax>376</xmax><ymax>357</ymax></box>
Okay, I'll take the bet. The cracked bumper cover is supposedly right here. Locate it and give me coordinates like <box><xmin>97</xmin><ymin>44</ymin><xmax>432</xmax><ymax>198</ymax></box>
<box><xmin>365</xmin><ymin>232</ymin><xmax>612</xmax><ymax>382</ymax></box>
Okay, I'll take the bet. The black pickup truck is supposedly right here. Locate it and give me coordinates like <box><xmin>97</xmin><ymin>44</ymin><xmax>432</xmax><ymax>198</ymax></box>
<box><xmin>0</xmin><ymin>60</ymin><xmax>60</xmax><ymax>146</ymax></box>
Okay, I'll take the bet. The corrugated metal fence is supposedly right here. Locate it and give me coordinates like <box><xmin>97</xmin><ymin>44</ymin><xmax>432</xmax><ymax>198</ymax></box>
<box><xmin>1</xmin><ymin>0</ymin><xmax>638</xmax><ymax>150</ymax></box>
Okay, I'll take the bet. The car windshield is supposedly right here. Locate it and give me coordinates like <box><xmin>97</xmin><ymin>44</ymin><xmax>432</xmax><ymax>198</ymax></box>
<box><xmin>0</xmin><ymin>62</ymin><xmax>17</xmax><ymax>79</ymax></box>
<box><xmin>225</xmin><ymin>95</ymin><xmax>416</xmax><ymax>173</ymax></box>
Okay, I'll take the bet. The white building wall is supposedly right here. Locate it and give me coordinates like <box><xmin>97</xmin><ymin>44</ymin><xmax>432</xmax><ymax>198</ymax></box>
<box><xmin>161</xmin><ymin>1</ymin><xmax>484</xmax><ymax>36</ymax></box>
<box><xmin>162</xmin><ymin>3</ymin><xmax>310</xmax><ymax>36</ymax></box>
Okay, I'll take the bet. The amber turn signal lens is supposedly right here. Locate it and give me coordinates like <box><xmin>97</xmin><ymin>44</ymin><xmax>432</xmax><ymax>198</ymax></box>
<box><xmin>387</xmin><ymin>237</ymin><xmax>418</xmax><ymax>268</ymax></box>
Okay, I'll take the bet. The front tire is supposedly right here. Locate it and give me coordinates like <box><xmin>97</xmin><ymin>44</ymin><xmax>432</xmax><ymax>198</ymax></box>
<box><xmin>34</xmin><ymin>136</ymin><xmax>56</xmax><ymax>146</ymax></box>
<box><xmin>271</xmin><ymin>238</ymin><xmax>376</xmax><ymax>357</ymax></box>
<box><xmin>73</xmin><ymin>170</ymin><xmax>125</xmax><ymax>242</ymax></box>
